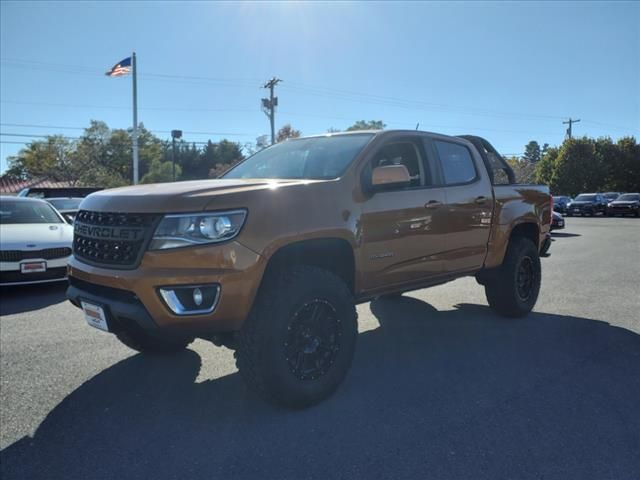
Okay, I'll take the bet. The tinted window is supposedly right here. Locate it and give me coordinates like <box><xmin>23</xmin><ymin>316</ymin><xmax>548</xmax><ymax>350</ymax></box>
<box><xmin>575</xmin><ymin>194</ymin><xmax>596</xmax><ymax>201</ymax></box>
<box><xmin>434</xmin><ymin>141</ymin><xmax>477</xmax><ymax>185</ymax></box>
<box><xmin>224</xmin><ymin>134</ymin><xmax>373</xmax><ymax>180</ymax></box>
<box><xmin>371</xmin><ymin>141</ymin><xmax>426</xmax><ymax>188</ymax></box>
<box><xmin>0</xmin><ymin>200</ymin><xmax>63</xmax><ymax>224</ymax></box>
<box><xmin>618</xmin><ymin>194</ymin><xmax>639</xmax><ymax>201</ymax></box>
<box><xmin>48</xmin><ymin>198</ymin><xmax>82</xmax><ymax>210</ymax></box>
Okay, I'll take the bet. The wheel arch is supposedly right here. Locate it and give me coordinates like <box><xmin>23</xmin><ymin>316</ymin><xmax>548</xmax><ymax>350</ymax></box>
<box><xmin>262</xmin><ymin>237</ymin><xmax>356</xmax><ymax>294</ymax></box>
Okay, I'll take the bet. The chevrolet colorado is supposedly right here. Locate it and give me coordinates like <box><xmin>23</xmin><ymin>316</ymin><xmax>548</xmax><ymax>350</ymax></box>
<box><xmin>67</xmin><ymin>130</ymin><xmax>551</xmax><ymax>407</ymax></box>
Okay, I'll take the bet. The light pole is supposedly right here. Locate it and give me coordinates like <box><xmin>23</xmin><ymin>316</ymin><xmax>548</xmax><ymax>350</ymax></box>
<box><xmin>171</xmin><ymin>130</ymin><xmax>182</xmax><ymax>181</ymax></box>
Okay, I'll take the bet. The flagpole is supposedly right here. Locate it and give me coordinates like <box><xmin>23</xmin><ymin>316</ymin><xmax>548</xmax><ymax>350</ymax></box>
<box><xmin>132</xmin><ymin>51</ymin><xmax>139</xmax><ymax>185</ymax></box>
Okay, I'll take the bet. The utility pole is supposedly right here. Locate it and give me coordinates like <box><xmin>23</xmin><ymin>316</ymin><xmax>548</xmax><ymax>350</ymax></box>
<box><xmin>262</xmin><ymin>77</ymin><xmax>282</xmax><ymax>145</ymax></box>
<box><xmin>563</xmin><ymin>118</ymin><xmax>580</xmax><ymax>139</ymax></box>
<box><xmin>171</xmin><ymin>130</ymin><xmax>182</xmax><ymax>182</ymax></box>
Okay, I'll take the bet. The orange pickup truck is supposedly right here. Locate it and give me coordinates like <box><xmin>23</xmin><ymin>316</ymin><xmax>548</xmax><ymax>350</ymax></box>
<box><xmin>67</xmin><ymin>130</ymin><xmax>551</xmax><ymax>407</ymax></box>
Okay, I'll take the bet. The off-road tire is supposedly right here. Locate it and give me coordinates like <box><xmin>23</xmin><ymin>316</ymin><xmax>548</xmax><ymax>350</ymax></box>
<box><xmin>236</xmin><ymin>265</ymin><xmax>357</xmax><ymax>408</ymax></box>
<box><xmin>484</xmin><ymin>236</ymin><xmax>541</xmax><ymax>318</ymax></box>
<box><xmin>116</xmin><ymin>328</ymin><xmax>192</xmax><ymax>354</ymax></box>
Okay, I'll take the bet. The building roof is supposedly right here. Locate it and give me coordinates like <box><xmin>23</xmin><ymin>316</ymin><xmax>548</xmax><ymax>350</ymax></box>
<box><xmin>0</xmin><ymin>177</ymin><xmax>75</xmax><ymax>195</ymax></box>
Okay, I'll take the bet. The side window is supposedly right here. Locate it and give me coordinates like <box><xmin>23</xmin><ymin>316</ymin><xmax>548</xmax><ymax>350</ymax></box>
<box><xmin>371</xmin><ymin>141</ymin><xmax>426</xmax><ymax>188</ymax></box>
<box><xmin>434</xmin><ymin>140</ymin><xmax>477</xmax><ymax>185</ymax></box>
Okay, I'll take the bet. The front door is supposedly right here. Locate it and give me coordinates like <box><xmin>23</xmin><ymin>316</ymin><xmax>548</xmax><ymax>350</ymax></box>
<box><xmin>358</xmin><ymin>137</ymin><xmax>448</xmax><ymax>292</ymax></box>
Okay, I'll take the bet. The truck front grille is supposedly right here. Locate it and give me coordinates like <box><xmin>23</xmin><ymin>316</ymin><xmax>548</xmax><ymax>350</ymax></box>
<box><xmin>73</xmin><ymin>210</ymin><xmax>159</xmax><ymax>268</ymax></box>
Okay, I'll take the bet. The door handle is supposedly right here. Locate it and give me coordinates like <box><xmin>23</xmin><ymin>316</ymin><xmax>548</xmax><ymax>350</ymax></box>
<box><xmin>474</xmin><ymin>196</ymin><xmax>488</xmax><ymax>205</ymax></box>
<box><xmin>425</xmin><ymin>200</ymin><xmax>442</xmax><ymax>209</ymax></box>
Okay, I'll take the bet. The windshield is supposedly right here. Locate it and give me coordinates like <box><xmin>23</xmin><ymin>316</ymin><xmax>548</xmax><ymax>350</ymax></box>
<box><xmin>617</xmin><ymin>194</ymin><xmax>639</xmax><ymax>201</ymax></box>
<box><xmin>575</xmin><ymin>194</ymin><xmax>596</xmax><ymax>201</ymax></box>
<box><xmin>0</xmin><ymin>200</ymin><xmax>63</xmax><ymax>224</ymax></box>
<box><xmin>48</xmin><ymin>198</ymin><xmax>83</xmax><ymax>210</ymax></box>
<box><xmin>223</xmin><ymin>134</ymin><xmax>373</xmax><ymax>180</ymax></box>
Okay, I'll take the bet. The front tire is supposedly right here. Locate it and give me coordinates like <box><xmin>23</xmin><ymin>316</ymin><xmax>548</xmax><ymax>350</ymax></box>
<box><xmin>236</xmin><ymin>265</ymin><xmax>357</xmax><ymax>408</ymax></box>
<box><xmin>484</xmin><ymin>237</ymin><xmax>541</xmax><ymax>318</ymax></box>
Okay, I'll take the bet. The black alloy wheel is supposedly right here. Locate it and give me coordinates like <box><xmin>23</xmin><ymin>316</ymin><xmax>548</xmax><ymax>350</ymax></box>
<box><xmin>516</xmin><ymin>256</ymin><xmax>535</xmax><ymax>301</ymax></box>
<box><xmin>284</xmin><ymin>299</ymin><xmax>341</xmax><ymax>381</ymax></box>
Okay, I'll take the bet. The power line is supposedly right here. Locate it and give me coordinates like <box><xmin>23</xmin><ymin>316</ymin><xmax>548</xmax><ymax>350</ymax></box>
<box><xmin>0</xmin><ymin>122</ymin><xmax>255</xmax><ymax>137</ymax></box>
<box><xmin>0</xmin><ymin>58</ymin><xmax>577</xmax><ymax>123</ymax></box>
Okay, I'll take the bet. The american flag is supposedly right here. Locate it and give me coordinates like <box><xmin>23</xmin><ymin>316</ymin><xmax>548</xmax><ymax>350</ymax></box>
<box><xmin>105</xmin><ymin>57</ymin><xmax>131</xmax><ymax>77</ymax></box>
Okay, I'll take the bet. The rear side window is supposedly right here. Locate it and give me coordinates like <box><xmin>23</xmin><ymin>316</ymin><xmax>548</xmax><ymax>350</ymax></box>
<box><xmin>434</xmin><ymin>141</ymin><xmax>477</xmax><ymax>185</ymax></box>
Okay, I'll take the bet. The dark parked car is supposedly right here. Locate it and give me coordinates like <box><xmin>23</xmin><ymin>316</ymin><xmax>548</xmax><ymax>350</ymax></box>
<box><xmin>566</xmin><ymin>193</ymin><xmax>608</xmax><ymax>216</ymax></box>
<box><xmin>553</xmin><ymin>196</ymin><xmax>572</xmax><ymax>214</ymax></box>
<box><xmin>607</xmin><ymin>193</ymin><xmax>640</xmax><ymax>217</ymax></box>
<box><xmin>551</xmin><ymin>211</ymin><xmax>565</xmax><ymax>230</ymax></box>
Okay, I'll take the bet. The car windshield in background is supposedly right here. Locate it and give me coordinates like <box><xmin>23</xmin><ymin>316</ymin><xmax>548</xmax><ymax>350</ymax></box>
<box><xmin>617</xmin><ymin>194</ymin><xmax>640</xmax><ymax>201</ymax></box>
<box><xmin>575</xmin><ymin>194</ymin><xmax>596</xmax><ymax>201</ymax></box>
<box><xmin>223</xmin><ymin>134</ymin><xmax>374</xmax><ymax>180</ymax></box>
<box><xmin>0</xmin><ymin>200</ymin><xmax>63</xmax><ymax>224</ymax></box>
<box><xmin>48</xmin><ymin>198</ymin><xmax>83</xmax><ymax>210</ymax></box>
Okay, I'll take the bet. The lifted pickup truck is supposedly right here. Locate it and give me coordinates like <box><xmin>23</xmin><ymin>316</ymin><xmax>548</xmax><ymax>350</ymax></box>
<box><xmin>67</xmin><ymin>130</ymin><xmax>551</xmax><ymax>407</ymax></box>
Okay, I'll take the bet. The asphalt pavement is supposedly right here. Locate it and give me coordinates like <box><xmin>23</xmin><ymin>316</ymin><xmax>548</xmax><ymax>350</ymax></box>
<box><xmin>1</xmin><ymin>217</ymin><xmax>639</xmax><ymax>480</ymax></box>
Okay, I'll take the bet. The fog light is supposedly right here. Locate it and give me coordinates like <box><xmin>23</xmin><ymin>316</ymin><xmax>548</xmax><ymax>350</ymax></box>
<box><xmin>193</xmin><ymin>288</ymin><xmax>203</xmax><ymax>306</ymax></box>
<box><xmin>158</xmin><ymin>284</ymin><xmax>220</xmax><ymax>315</ymax></box>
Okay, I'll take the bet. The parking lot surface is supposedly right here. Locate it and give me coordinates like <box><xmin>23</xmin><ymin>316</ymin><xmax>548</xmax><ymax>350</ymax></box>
<box><xmin>1</xmin><ymin>217</ymin><xmax>639</xmax><ymax>480</ymax></box>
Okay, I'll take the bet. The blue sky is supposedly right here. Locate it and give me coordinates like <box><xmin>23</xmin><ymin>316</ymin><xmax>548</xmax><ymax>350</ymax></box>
<box><xmin>1</xmin><ymin>1</ymin><xmax>638</xmax><ymax>173</ymax></box>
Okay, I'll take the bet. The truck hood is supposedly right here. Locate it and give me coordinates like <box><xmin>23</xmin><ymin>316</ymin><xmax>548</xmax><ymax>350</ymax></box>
<box><xmin>0</xmin><ymin>223</ymin><xmax>74</xmax><ymax>250</ymax></box>
<box><xmin>79</xmin><ymin>178</ymin><xmax>321</xmax><ymax>213</ymax></box>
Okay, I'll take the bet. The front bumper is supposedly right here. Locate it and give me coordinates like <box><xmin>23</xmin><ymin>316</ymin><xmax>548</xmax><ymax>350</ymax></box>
<box><xmin>66</xmin><ymin>240</ymin><xmax>266</xmax><ymax>333</ymax></box>
<box><xmin>0</xmin><ymin>256</ymin><xmax>70</xmax><ymax>286</ymax></box>
<box><xmin>608</xmin><ymin>205</ymin><xmax>639</xmax><ymax>215</ymax></box>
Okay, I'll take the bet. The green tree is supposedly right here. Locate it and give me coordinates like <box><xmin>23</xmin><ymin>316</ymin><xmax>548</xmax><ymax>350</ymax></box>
<box><xmin>535</xmin><ymin>146</ymin><xmax>559</xmax><ymax>186</ymax></box>
<box><xmin>505</xmin><ymin>156</ymin><xmax>536</xmax><ymax>184</ymax></box>
<box><xmin>551</xmin><ymin>137</ymin><xmax>606</xmax><ymax>196</ymax></box>
<box><xmin>523</xmin><ymin>141</ymin><xmax>541</xmax><ymax>163</ymax></box>
<box><xmin>346</xmin><ymin>120</ymin><xmax>386</xmax><ymax>131</ymax></box>
<box><xmin>5</xmin><ymin>135</ymin><xmax>81</xmax><ymax>184</ymax></box>
<box><xmin>141</xmin><ymin>158</ymin><xmax>181</xmax><ymax>184</ymax></box>
<box><xmin>610</xmin><ymin>136</ymin><xmax>640</xmax><ymax>192</ymax></box>
<box><xmin>276</xmin><ymin>124</ymin><xmax>301</xmax><ymax>142</ymax></box>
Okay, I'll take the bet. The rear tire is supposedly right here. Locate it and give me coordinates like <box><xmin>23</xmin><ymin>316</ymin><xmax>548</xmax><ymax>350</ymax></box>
<box><xmin>116</xmin><ymin>328</ymin><xmax>192</xmax><ymax>354</ymax></box>
<box><xmin>484</xmin><ymin>237</ymin><xmax>541</xmax><ymax>318</ymax></box>
<box><xmin>236</xmin><ymin>265</ymin><xmax>357</xmax><ymax>408</ymax></box>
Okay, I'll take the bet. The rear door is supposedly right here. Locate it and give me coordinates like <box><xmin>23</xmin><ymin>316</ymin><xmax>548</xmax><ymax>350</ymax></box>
<box><xmin>358</xmin><ymin>135</ymin><xmax>448</xmax><ymax>291</ymax></box>
<box><xmin>428</xmin><ymin>137</ymin><xmax>494</xmax><ymax>274</ymax></box>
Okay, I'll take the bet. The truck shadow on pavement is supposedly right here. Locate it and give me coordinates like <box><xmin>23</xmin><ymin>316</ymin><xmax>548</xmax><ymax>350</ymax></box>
<box><xmin>2</xmin><ymin>298</ymin><xmax>639</xmax><ymax>480</ymax></box>
<box><xmin>0</xmin><ymin>283</ymin><xmax>68</xmax><ymax>316</ymax></box>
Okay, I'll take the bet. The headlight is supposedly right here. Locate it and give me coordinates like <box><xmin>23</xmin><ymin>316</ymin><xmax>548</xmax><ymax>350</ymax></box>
<box><xmin>149</xmin><ymin>210</ymin><xmax>246</xmax><ymax>250</ymax></box>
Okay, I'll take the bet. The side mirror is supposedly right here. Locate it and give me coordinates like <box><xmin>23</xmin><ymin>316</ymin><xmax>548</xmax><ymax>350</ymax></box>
<box><xmin>371</xmin><ymin>165</ymin><xmax>411</xmax><ymax>190</ymax></box>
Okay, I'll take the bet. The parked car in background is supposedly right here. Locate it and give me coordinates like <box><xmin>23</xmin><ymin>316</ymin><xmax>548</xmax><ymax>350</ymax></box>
<box><xmin>603</xmin><ymin>192</ymin><xmax>621</xmax><ymax>203</ymax></box>
<box><xmin>18</xmin><ymin>186</ymin><xmax>102</xmax><ymax>198</ymax></box>
<box><xmin>0</xmin><ymin>196</ymin><xmax>73</xmax><ymax>286</ymax></box>
<box><xmin>46</xmin><ymin>197</ymin><xmax>83</xmax><ymax>223</ymax></box>
<box><xmin>552</xmin><ymin>195</ymin><xmax>572</xmax><ymax>214</ymax></box>
<box><xmin>551</xmin><ymin>211</ymin><xmax>565</xmax><ymax>230</ymax></box>
<box><xmin>607</xmin><ymin>193</ymin><xmax>640</xmax><ymax>217</ymax></box>
<box><xmin>566</xmin><ymin>193</ymin><xmax>608</xmax><ymax>216</ymax></box>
